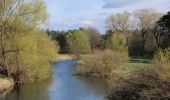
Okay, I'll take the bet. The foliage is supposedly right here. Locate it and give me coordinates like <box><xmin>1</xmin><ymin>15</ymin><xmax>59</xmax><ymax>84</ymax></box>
<box><xmin>107</xmin><ymin>65</ymin><xmax>170</xmax><ymax>100</ymax></box>
<box><xmin>158</xmin><ymin>12</ymin><xmax>170</xmax><ymax>32</ymax></box>
<box><xmin>153</xmin><ymin>48</ymin><xmax>170</xmax><ymax>66</ymax></box>
<box><xmin>66</xmin><ymin>30</ymin><xmax>91</xmax><ymax>57</ymax></box>
<box><xmin>0</xmin><ymin>0</ymin><xmax>58</xmax><ymax>83</ymax></box>
<box><xmin>105</xmin><ymin>34</ymin><xmax>128</xmax><ymax>53</ymax></box>
<box><xmin>128</xmin><ymin>31</ymin><xmax>157</xmax><ymax>57</ymax></box>
<box><xmin>133</xmin><ymin>8</ymin><xmax>162</xmax><ymax>56</ymax></box>
<box><xmin>0</xmin><ymin>77</ymin><xmax>14</xmax><ymax>92</ymax></box>
<box><xmin>157</xmin><ymin>12</ymin><xmax>170</xmax><ymax>48</ymax></box>
<box><xmin>12</xmin><ymin>31</ymin><xmax>58</xmax><ymax>83</ymax></box>
<box><xmin>47</xmin><ymin>30</ymin><xmax>68</xmax><ymax>53</ymax></box>
<box><xmin>77</xmin><ymin>50</ymin><xmax>128</xmax><ymax>77</ymax></box>
<box><xmin>84</xmin><ymin>27</ymin><xmax>102</xmax><ymax>50</ymax></box>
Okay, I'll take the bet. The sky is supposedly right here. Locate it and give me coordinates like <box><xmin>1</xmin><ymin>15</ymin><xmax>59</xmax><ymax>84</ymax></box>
<box><xmin>44</xmin><ymin>0</ymin><xmax>170</xmax><ymax>33</ymax></box>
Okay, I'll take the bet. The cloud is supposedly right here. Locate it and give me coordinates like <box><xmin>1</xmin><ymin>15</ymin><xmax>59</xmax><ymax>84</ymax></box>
<box><xmin>82</xmin><ymin>20</ymin><xmax>93</xmax><ymax>26</ymax></box>
<box><xmin>60</xmin><ymin>20</ymin><xmax>93</xmax><ymax>26</ymax></box>
<box><xmin>45</xmin><ymin>0</ymin><xmax>170</xmax><ymax>33</ymax></box>
<box><xmin>103</xmin><ymin>0</ymin><xmax>142</xmax><ymax>8</ymax></box>
<box><xmin>52</xmin><ymin>19</ymin><xmax>93</xmax><ymax>31</ymax></box>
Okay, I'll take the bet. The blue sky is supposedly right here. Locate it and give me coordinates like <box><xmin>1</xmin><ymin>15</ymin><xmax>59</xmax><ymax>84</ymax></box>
<box><xmin>44</xmin><ymin>0</ymin><xmax>170</xmax><ymax>33</ymax></box>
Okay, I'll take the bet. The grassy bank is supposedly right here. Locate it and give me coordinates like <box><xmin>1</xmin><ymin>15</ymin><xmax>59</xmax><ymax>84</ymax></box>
<box><xmin>56</xmin><ymin>54</ymin><xmax>75</xmax><ymax>61</ymax></box>
<box><xmin>122</xmin><ymin>58</ymin><xmax>151</xmax><ymax>71</ymax></box>
<box><xmin>77</xmin><ymin>50</ymin><xmax>170</xmax><ymax>99</ymax></box>
<box><xmin>0</xmin><ymin>77</ymin><xmax>14</xmax><ymax>93</ymax></box>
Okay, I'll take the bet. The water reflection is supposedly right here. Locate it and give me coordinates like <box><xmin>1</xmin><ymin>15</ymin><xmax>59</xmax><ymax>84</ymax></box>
<box><xmin>77</xmin><ymin>76</ymin><xmax>110</xmax><ymax>97</ymax></box>
<box><xmin>1</xmin><ymin>60</ymin><xmax>109</xmax><ymax>100</ymax></box>
<box><xmin>0</xmin><ymin>80</ymin><xmax>52</xmax><ymax>100</ymax></box>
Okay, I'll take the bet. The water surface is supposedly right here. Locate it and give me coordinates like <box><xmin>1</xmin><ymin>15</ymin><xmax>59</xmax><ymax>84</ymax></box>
<box><xmin>0</xmin><ymin>60</ymin><xmax>109</xmax><ymax>100</ymax></box>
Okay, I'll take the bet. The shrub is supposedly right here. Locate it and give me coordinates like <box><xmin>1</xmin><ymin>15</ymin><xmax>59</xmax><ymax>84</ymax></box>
<box><xmin>66</xmin><ymin>30</ymin><xmax>91</xmax><ymax>58</ymax></box>
<box><xmin>17</xmin><ymin>31</ymin><xmax>58</xmax><ymax>83</ymax></box>
<box><xmin>105</xmin><ymin>34</ymin><xmax>127</xmax><ymax>53</ymax></box>
<box><xmin>107</xmin><ymin>65</ymin><xmax>170</xmax><ymax>100</ymax></box>
<box><xmin>153</xmin><ymin>48</ymin><xmax>170</xmax><ymax>65</ymax></box>
<box><xmin>77</xmin><ymin>50</ymin><xmax>128</xmax><ymax>77</ymax></box>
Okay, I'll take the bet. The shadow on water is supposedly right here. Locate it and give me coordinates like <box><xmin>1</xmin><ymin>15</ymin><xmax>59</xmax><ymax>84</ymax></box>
<box><xmin>0</xmin><ymin>79</ymin><xmax>52</xmax><ymax>100</ymax></box>
<box><xmin>1</xmin><ymin>60</ymin><xmax>110</xmax><ymax>100</ymax></box>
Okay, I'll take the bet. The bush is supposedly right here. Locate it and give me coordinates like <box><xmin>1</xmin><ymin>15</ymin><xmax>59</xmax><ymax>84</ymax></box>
<box><xmin>77</xmin><ymin>50</ymin><xmax>128</xmax><ymax>77</ymax></box>
<box><xmin>16</xmin><ymin>31</ymin><xmax>58</xmax><ymax>83</ymax></box>
<box><xmin>107</xmin><ymin>65</ymin><xmax>170</xmax><ymax>100</ymax></box>
<box><xmin>105</xmin><ymin>34</ymin><xmax>127</xmax><ymax>53</ymax></box>
<box><xmin>153</xmin><ymin>48</ymin><xmax>170</xmax><ymax>65</ymax></box>
<box><xmin>66</xmin><ymin>30</ymin><xmax>91</xmax><ymax>58</ymax></box>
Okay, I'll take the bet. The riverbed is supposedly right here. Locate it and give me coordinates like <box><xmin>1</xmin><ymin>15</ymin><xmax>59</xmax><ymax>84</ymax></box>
<box><xmin>0</xmin><ymin>60</ymin><xmax>110</xmax><ymax>100</ymax></box>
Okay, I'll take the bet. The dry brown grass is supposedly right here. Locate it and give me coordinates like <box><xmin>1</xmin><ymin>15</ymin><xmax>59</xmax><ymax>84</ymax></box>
<box><xmin>56</xmin><ymin>54</ymin><xmax>75</xmax><ymax>61</ymax></box>
<box><xmin>107</xmin><ymin>65</ymin><xmax>170</xmax><ymax>100</ymax></box>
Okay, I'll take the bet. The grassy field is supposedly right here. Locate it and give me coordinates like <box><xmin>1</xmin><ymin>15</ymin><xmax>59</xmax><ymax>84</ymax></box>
<box><xmin>123</xmin><ymin>58</ymin><xmax>152</xmax><ymax>71</ymax></box>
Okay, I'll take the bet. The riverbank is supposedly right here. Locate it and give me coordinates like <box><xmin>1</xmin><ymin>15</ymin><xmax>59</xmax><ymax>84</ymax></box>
<box><xmin>77</xmin><ymin>53</ymin><xmax>170</xmax><ymax>99</ymax></box>
<box><xmin>0</xmin><ymin>78</ymin><xmax>14</xmax><ymax>93</ymax></box>
<box><xmin>56</xmin><ymin>54</ymin><xmax>75</xmax><ymax>61</ymax></box>
<box><xmin>77</xmin><ymin>56</ymin><xmax>151</xmax><ymax>78</ymax></box>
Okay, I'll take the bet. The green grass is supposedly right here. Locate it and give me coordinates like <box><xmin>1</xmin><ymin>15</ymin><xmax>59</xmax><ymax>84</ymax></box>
<box><xmin>123</xmin><ymin>58</ymin><xmax>152</xmax><ymax>71</ymax></box>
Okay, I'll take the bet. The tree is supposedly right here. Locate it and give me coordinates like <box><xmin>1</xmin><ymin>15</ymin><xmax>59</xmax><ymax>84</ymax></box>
<box><xmin>157</xmin><ymin>12</ymin><xmax>170</xmax><ymax>48</ymax></box>
<box><xmin>105</xmin><ymin>34</ymin><xmax>127</xmax><ymax>53</ymax></box>
<box><xmin>47</xmin><ymin>30</ymin><xmax>68</xmax><ymax>53</ymax></box>
<box><xmin>66</xmin><ymin>30</ymin><xmax>91</xmax><ymax>58</ymax></box>
<box><xmin>106</xmin><ymin>11</ymin><xmax>131</xmax><ymax>34</ymax></box>
<box><xmin>133</xmin><ymin>8</ymin><xmax>162</xmax><ymax>56</ymax></box>
<box><xmin>84</xmin><ymin>27</ymin><xmax>102</xmax><ymax>50</ymax></box>
<box><xmin>0</xmin><ymin>0</ymin><xmax>57</xmax><ymax>83</ymax></box>
<box><xmin>18</xmin><ymin>31</ymin><xmax>58</xmax><ymax>82</ymax></box>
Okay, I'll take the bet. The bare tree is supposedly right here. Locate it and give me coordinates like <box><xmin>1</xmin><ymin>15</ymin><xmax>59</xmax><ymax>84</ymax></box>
<box><xmin>133</xmin><ymin>8</ymin><xmax>162</xmax><ymax>56</ymax></box>
<box><xmin>84</xmin><ymin>27</ymin><xmax>102</xmax><ymax>50</ymax></box>
<box><xmin>106</xmin><ymin>11</ymin><xmax>131</xmax><ymax>34</ymax></box>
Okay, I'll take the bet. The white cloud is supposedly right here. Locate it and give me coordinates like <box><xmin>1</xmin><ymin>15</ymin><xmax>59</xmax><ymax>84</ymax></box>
<box><xmin>82</xmin><ymin>20</ymin><xmax>93</xmax><ymax>26</ymax></box>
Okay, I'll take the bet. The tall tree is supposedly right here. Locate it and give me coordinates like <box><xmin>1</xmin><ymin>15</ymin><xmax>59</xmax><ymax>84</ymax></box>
<box><xmin>157</xmin><ymin>12</ymin><xmax>170</xmax><ymax>48</ymax></box>
<box><xmin>47</xmin><ymin>30</ymin><xmax>68</xmax><ymax>53</ymax></box>
<box><xmin>0</xmin><ymin>0</ymin><xmax>57</xmax><ymax>83</ymax></box>
<box><xmin>66</xmin><ymin>30</ymin><xmax>91</xmax><ymax>58</ymax></box>
<box><xmin>133</xmin><ymin>8</ymin><xmax>161</xmax><ymax>56</ymax></box>
<box><xmin>106</xmin><ymin>11</ymin><xmax>131</xmax><ymax>34</ymax></box>
<box><xmin>84</xmin><ymin>27</ymin><xmax>102</xmax><ymax>50</ymax></box>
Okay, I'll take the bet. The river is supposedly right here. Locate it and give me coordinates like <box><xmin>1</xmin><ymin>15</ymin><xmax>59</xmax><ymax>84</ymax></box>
<box><xmin>0</xmin><ymin>60</ymin><xmax>110</xmax><ymax>100</ymax></box>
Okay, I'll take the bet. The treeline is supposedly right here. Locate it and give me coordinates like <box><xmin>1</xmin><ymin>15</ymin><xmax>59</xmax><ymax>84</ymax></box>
<box><xmin>0</xmin><ymin>0</ymin><xmax>58</xmax><ymax>84</ymax></box>
<box><xmin>47</xmin><ymin>27</ymin><xmax>102</xmax><ymax>54</ymax></box>
<box><xmin>47</xmin><ymin>8</ymin><xmax>170</xmax><ymax>58</ymax></box>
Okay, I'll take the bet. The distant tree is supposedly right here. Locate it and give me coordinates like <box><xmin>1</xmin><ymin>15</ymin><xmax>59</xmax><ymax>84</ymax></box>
<box><xmin>84</xmin><ymin>27</ymin><xmax>102</xmax><ymax>50</ymax></box>
<box><xmin>47</xmin><ymin>30</ymin><xmax>68</xmax><ymax>53</ymax></box>
<box><xmin>106</xmin><ymin>11</ymin><xmax>131</xmax><ymax>34</ymax></box>
<box><xmin>66</xmin><ymin>30</ymin><xmax>91</xmax><ymax>58</ymax></box>
<box><xmin>158</xmin><ymin>12</ymin><xmax>170</xmax><ymax>32</ymax></box>
<box><xmin>133</xmin><ymin>8</ymin><xmax>162</xmax><ymax>56</ymax></box>
<box><xmin>105</xmin><ymin>34</ymin><xmax>127</xmax><ymax>53</ymax></box>
<box><xmin>157</xmin><ymin>12</ymin><xmax>170</xmax><ymax>48</ymax></box>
